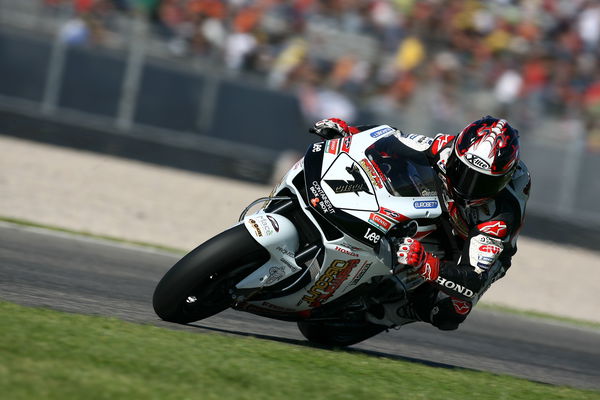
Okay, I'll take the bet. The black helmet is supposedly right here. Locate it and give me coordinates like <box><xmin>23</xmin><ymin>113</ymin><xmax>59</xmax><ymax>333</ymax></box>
<box><xmin>445</xmin><ymin>116</ymin><xmax>520</xmax><ymax>203</ymax></box>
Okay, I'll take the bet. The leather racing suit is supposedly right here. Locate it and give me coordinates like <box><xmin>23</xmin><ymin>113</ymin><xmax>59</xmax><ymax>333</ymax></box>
<box><xmin>362</xmin><ymin>126</ymin><xmax>531</xmax><ymax>330</ymax></box>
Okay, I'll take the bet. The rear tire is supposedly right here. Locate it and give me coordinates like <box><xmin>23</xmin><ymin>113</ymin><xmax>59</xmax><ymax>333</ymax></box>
<box><xmin>152</xmin><ymin>224</ymin><xmax>269</xmax><ymax>324</ymax></box>
<box><xmin>297</xmin><ymin>320</ymin><xmax>387</xmax><ymax>347</ymax></box>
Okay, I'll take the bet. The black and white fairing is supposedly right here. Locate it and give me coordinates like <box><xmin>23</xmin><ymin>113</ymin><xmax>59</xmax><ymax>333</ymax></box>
<box><xmin>235</xmin><ymin>125</ymin><xmax>444</xmax><ymax>314</ymax></box>
<box><xmin>303</xmin><ymin>126</ymin><xmax>442</xmax><ymax>246</ymax></box>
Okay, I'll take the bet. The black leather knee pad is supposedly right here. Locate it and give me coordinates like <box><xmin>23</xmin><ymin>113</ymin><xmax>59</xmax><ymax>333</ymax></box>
<box><xmin>430</xmin><ymin>294</ymin><xmax>471</xmax><ymax>331</ymax></box>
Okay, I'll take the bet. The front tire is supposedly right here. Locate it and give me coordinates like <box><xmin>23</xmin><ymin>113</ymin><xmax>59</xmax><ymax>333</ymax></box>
<box><xmin>152</xmin><ymin>224</ymin><xmax>269</xmax><ymax>324</ymax></box>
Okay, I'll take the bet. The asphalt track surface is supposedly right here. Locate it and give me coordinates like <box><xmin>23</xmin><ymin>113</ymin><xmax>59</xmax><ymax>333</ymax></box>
<box><xmin>1</xmin><ymin>223</ymin><xmax>599</xmax><ymax>391</ymax></box>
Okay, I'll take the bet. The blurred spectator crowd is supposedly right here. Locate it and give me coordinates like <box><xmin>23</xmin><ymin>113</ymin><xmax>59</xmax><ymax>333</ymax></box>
<box><xmin>44</xmin><ymin>0</ymin><xmax>600</xmax><ymax>148</ymax></box>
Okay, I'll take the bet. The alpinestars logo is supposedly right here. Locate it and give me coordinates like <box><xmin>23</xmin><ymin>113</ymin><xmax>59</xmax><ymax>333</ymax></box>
<box><xmin>451</xmin><ymin>298</ymin><xmax>471</xmax><ymax>315</ymax></box>
<box><xmin>325</xmin><ymin>164</ymin><xmax>372</xmax><ymax>195</ymax></box>
<box><xmin>478</xmin><ymin>221</ymin><xmax>508</xmax><ymax>238</ymax></box>
<box><xmin>432</xmin><ymin>134</ymin><xmax>452</xmax><ymax>155</ymax></box>
<box><xmin>421</xmin><ymin>263</ymin><xmax>435</xmax><ymax>281</ymax></box>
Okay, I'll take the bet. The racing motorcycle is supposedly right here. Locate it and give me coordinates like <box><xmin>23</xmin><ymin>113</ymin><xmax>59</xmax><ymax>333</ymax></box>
<box><xmin>152</xmin><ymin>125</ymin><xmax>446</xmax><ymax>346</ymax></box>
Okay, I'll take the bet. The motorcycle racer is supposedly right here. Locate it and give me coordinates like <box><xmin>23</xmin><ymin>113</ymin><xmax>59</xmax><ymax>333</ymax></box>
<box><xmin>310</xmin><ymin>116</ymin><xmax>531</xmax><ymax>331</ymax></box>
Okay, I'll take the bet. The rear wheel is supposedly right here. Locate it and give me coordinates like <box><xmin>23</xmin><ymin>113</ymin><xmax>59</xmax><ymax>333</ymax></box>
<box><xmin>152</xmin><ymin>224</ymin><xmax>269</xmax><ymax>324</ymax></box>
<box><xmin>297</xmin><ymin>320</ymin><xmax>387</xmax><ymax>347</ymax></box>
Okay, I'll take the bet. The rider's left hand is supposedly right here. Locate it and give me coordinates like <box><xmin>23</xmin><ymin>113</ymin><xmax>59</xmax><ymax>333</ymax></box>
<box><xmin>309</xmin><ymin>118</ymin><xmax>359</xmax><ymax>139</ymax></box>
<box><xmin>396</xmin><ymin>237</ymin><xmax>440</xmax><ymax>281</ymax></box>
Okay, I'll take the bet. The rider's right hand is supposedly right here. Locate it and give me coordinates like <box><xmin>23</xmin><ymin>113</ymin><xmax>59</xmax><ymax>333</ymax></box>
<box><xmin>309</xmin><ymin>118</ymin><xmax>359</xmax><ymax>139</ymax></box>
<box><xmin>396</xmin><ymin>237</ymin><xmax>440</xmax><ymax>281</ymax></box>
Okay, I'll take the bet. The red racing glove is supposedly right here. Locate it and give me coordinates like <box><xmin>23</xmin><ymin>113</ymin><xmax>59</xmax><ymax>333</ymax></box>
<box><xmin>396</xmin><ymin>238</ymin><xmax>440</xmax><ymax>281</ymax></box>
<box><xmin>309</xmin><ymin>118</ymin><xmax>360</xmax><ymax>139</ymax></box>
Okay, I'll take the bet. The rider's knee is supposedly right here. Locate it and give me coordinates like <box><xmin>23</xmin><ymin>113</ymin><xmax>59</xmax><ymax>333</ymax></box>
<box><xmin>430</xmin><ymin>296</ymin><xmax>471</xmax><ymax>331</ymax></box>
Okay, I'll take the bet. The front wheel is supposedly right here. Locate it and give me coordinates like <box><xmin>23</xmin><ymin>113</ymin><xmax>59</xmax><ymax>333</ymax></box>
<box><xmin>152</xmin><ymin>224</ymin><xmax>269</xmax><ymax>324</ymax></box>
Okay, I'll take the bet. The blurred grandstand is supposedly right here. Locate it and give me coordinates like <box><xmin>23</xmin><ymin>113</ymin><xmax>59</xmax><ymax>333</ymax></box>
<box><xmin>1</xmin><ymin>0</ymin><xmax>600</xmax><ymax>236</ymax></box>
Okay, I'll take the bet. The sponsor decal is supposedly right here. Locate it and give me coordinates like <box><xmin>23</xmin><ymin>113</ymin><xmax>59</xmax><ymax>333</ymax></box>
<box><xmin>414</xmin><ymin>200</ymin><xmax>439</xmax><ymax>209</ymax></box>
<box><xmin>370</xmin><ymin>160</ymin><xmax>387</xmax><ymax>182</ymax></box>
<box><xmin>335</xmin><ymin>246</ymin><xmax>359</xmax><ymax>257</ymax></box>
<box><xmin>478</xmin><ymin>220</ymin><xmax>508</xmax><ymax>238</ymax></box>
<box><xmin>309</xmin><ymin>181</ymin><xmax>335</xmax><ymax>214</ymax></box>
<box><xmin>247</xmin><ymin>219</ymin><xmax>262</xmax><ymax>237</ymax></box>
<box><xmin>324</xmin><ymin>164</ymin><xmax>372</xmax><ymax>195</ymax></box>
<box><xmin>301</xmin><ymin>259</ymin><xmax>360</xmax><ymax>307</ymax></box>
<box><xmin>341</xmin><ymin>242</ymin><xmax>362</xmax><ymax>251</ymax></box>
<box><xmin>280</xmin><ymin>257</ymin><xmax>300</xmax><ymax>272</ymax></box>
<box><xmin>473</xmin><ymin>233</ymin><xmax>501</xmax><ymax>245</ymax></box>
<box><xmin>378</xmin><ymin>207</ymin><xmax>407</xmax><ymax>222</ymax></box>
<box><xmin>349</xmin><ymin>261</ymin><xmax>372</xmax><ymax>286</ymax></box>
<box><xmin>363</xmin><ymin>227</ymin><xmax>381</xmax><ymax>243</ymax></box>
<box><xmin>420</xmin><ymin>189</ymin><xmax>437</xmax><ymax>196</ymax></box>
<box><xmin>267</xmin><ymin>215</ymin><xmax>280</xmax><ymax>232</ymax></box>
<box><xmin>276</xmin><ymin>246</ymin><xmax>294</xmax><ymax>257</ymax></box>
<box><xmin>435</xmin><ymin>276</ymin><xmax>475</xmax><ymax>298</ymax></box>
<box><xmin>327</xmin><ymin>139</ymin><xmax>339</xmax><ymax>154</ymax></box>
<box><xmin>279</xmin><ymin>258</ymin><xmax>302</xmax><ymax>272</ymax></box>
<box><xmin>368</xmin><ymin>213</ymin><xmax>392</xmax><ymax>232</ymax></box>
<box><xmin>465</xmin><ymin>153</ymin><xmax>491</xmax><ymax>170</ymax></box>
<box><xmin>451</xmin><ymin>298</ymin><xmax>472</xmax><ymax>315</ymax></box>
<box><xmin>418</xmin><ymin>136</ymin><xmax>434</xmax><ymax>145</ymax></box>
<box><xmin>341</xmin><ymin>136</ymin><xmax>352</xmax><ymax>153</ymax></box>
<box><xmin>360</xmin><ymin>159</ymin><xmax>383</xmax><ymax>189</ymax></box>
<box><xmin>469</xmin><ymin>234</ymin><xmax>503</xmax><ymax>269</ymax></box>
<box><xmin>404</xmin><ymin>133</ymin><xmax>434</xmax><ymax>150</ymax></box>
<box><xmin>265</xmin><ymin>266</ymin><xmax>286</xmax><ymax>285</ymax></box>
<box><xmin>254</xmin><ymin>215</ymin><xmax>276</xmax><ymax>236</ymax></box>
<box><xmin>370</xmin><ymin>127</ymin><xmax>393</xmax><ymax>138</ymax></box>
<box><xmin>479</xmin><ymin>245</ymin><xmax>502</xmax><ymax>254</ymax></box>
<box><xmin>312</xmin><ymin>143</ymin><xmax>323</xmax><ymax>153</ymax></box>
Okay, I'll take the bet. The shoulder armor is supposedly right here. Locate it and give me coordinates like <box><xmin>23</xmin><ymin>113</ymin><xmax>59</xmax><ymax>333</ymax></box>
<box><xmin>431</xmin><ymin>134</ymin><xmax>455</xmax><ymax>155</ymax></box>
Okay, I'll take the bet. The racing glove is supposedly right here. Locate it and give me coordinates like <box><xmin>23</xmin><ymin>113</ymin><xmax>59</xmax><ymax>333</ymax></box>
<box><xmin>309</xmin><ymin>118</ymin><xmax>359</xmax><ymax>139</ymax></box>
<box><xmin>396</xmin><ymin>237</ymin><xmax>440</xmax><ymax>281</ymax></box>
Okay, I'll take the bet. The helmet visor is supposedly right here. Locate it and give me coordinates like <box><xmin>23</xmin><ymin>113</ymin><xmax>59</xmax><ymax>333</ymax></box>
<box><xmin>446</xmin><ymin>153</ymin><xmax>512</xmax><ymax>200</ymax></box>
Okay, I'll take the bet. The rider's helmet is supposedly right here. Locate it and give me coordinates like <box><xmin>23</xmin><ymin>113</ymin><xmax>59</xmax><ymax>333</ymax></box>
<box><xmin>445</xmin><ymin>116</ymin><xmax>520</xmax><ymax>205</ymax></box>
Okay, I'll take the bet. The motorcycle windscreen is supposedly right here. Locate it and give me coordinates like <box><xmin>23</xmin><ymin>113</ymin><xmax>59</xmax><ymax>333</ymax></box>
<box><xmin>365</xmin><ymin>136</ymin><xmax>437</xmax><ymax>197</ymax></box>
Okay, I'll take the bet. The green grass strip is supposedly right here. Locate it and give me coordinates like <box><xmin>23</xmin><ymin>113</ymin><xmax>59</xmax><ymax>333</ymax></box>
<box><xmin>0</xmin><ymin>301</ymin><xmax>598</xmax><ymax>400</ymax></box>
